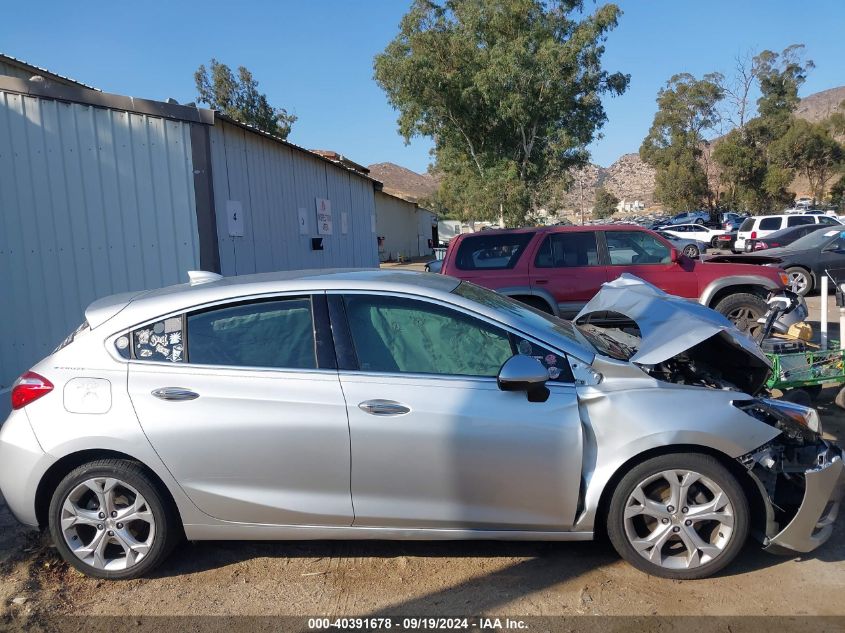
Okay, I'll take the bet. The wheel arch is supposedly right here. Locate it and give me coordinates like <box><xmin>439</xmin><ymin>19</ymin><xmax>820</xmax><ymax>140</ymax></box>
<box><xmin>497</xmin><ymin>287</ymin><xmax>559</xmax><ymax>315</ymax></box>
<box><xmin>34</xmin><ymin>449</ymin><xmax>184</xmax><ymax>531</ymax></box>
<box><xmin>591</xmin><ymin>443</ymin><xmax>766</xmax><ymax>540</ymax></box>
<box><xmin>705</xmin><ymin>283</ymin><xmax>772</xmax><ymax>309</ymax></box>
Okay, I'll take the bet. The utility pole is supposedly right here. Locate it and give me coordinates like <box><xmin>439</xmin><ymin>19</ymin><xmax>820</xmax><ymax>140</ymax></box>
<box><xmin>578</xmin><ymin>172</ymin><xmax>585</xmax><ymax>225</ymax></box>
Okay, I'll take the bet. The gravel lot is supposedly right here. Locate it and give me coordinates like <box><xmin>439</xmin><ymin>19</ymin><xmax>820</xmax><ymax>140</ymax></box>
<box><xmin>1</xmin><ymin>272</ymin><xmax>844</xmax><ymax>627</ymax></box>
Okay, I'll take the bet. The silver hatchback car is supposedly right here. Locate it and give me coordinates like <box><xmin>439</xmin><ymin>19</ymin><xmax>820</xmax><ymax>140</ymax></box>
<box><xmin>1</xmin><ymin>270</ymin><xmax>842</xmax><ymax>580</ymax></box>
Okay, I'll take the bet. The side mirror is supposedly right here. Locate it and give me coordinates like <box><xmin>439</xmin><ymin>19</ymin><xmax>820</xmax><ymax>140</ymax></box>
<box><xmin>670</xmin><ymin>247</ymin><xmax>680</xmax><ymax>262</ymax></box>
<box><xmin>497</xmin><ymin>355</ymin><xmax>550</xmax><ymax>403</ymax></box>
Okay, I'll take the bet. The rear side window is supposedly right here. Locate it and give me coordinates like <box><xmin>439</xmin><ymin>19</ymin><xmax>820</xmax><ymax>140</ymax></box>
<box><xmin>739</xmin><ymin>218</ymin><xmax>754</xmax><ymax>232</ymax></box>
<box><xmin>534</xmin><ymin>232</ymin><xmax>599</xmax><ymax>268</ymax></box>
<box><xmin>187</xmin><ymin>298</ymin><xmax>316</xmax><ymax>369</ymax></box>
<box><xmin>454</xmin><ymin>233</ymin><xmax>534</xmax><ymax>270</ymax></box>
<box><xmin>759</xmin><ymin>217</ymin><xmax>782</xmax><ymax>230</ymax></box>
<box><xmin>787</xmin><ymin>216</ymin><xmax>814</xmax><ymax>227</ymax></box>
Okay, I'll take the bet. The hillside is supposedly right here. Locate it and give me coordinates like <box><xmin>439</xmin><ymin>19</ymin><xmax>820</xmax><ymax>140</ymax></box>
<box><xmin>557</xmin><ymin>85</ymin><xmax>845</xmax><ymax>213</ymax></box>
<box><xmin>368</xmin><ymin>162</ymin><xmax>439</xmax><ymax>203</ymax></box>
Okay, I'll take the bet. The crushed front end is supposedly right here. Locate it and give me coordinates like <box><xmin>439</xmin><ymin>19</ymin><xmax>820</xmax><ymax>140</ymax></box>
<box><xmin>736</xmin><ymin>399</ymin><xmax>845</xmax><ymax>554</ymax></box>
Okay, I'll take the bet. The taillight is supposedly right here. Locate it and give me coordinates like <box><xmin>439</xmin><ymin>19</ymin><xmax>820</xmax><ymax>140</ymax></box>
<box><xmin>750</xmin><ymin>231</ymin><xmax>757</xmax><ymax>239</ymax></box>
<box><xmin>755</xmin><ymin>241</ymin><xmax>767</xmax><ymax>250</ymax></box>
<box><xmin>11</xmin><ymin>371</ymin><xmax>54</xmax><ymax>410</ymax></box>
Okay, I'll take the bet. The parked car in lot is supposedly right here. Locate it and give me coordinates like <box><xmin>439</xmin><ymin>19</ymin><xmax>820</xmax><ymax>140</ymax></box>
<box><xmin>714</xmin><ymin>230</ymin><xmax>739</xmax><ymax>253</ymax></box>
<box><xmin>720</xmin><ymin>212</ymin><xmax>746</xmax><ymax>232</ymax></box>
<box><xmin>658</xmin><ymin>223</ymin><xmax>726</xmax><ymax>247</ymax></box>
<box><xmin>440</xmin><ymin>225</ymin><xmax>788</xmax><ymax>334</ymax></box>
<box><xmin>743</xmin><ymin>224</ymin><xmax>831</xmax><ymax>252</ymax></box>
<box><xmin>1</xmin><ymin>270</ymin><xmax>841</xmax><ymax>581</ymax></box>
<box><xmin>709</xmin><ymin>228</ymin><xmax>845</xmax><ymax>296</ymax></box>
<box><xmin>656</xmin><ymin>231</ymin><xmax>708</xmax><ymax>259</ymax></box>
<box><xmin>735</xmin><ymin>214</ymin><xmax>838</xmax><ymax>252</ymax></box>
<box><xmin>664</xmin><ymin>210</ymin><xmax>710</xmax><ymax>225</ymax></box>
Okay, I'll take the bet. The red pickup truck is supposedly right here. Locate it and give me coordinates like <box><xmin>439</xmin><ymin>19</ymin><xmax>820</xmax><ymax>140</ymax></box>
<box><xmin>440</xmin><ymin>225</ymin><xmax>788</xmax><ymax>333</ymax></box>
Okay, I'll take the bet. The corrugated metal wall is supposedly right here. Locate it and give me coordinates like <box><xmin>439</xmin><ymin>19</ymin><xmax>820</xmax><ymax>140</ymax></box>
<box><xmin>209</xmin><ymin>119</ymin><xmax>378</xmax><ymax>275</ymax></box>
<box><xmin>0</xmin><ymin>90</ymin><xmax>200</xmax><ymax>390</ymax></box>
<box><xmin>375</xmin><ymin>191</ymin><xmax>434</xmax><ymax>261</ymax></box>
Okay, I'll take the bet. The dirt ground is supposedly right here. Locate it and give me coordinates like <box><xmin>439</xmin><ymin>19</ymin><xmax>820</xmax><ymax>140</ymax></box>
<box><xmin>2</xmin><ymin>277</ymin><xmax>844</xmax><ymax>626</ymax></box>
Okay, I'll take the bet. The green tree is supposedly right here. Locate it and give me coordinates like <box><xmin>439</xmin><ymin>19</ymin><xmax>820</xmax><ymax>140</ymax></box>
<box><xmin>713</xmin><ymin>45</ymin><xmax>815</xmax><ymax>212</ymax></box>
<box><xmin>639</xmin><ymin>73</ymin><xmax>724</xmax><ymax>211</ymax></box>
<box><xmin>592</xmin><ymin>186</ymin><xmax>618</xmax><ymax>219</ymax></box>
<box><xmin>195</xmin><ymin>59</ymin><xmax>297</xmax><ymax>138</ymax></box>
<box><xmin>770</xmin><ymin>119</ymin><xmax>844</xmax><ymax>202</ymax></box>
<box><xmin>374</xmin><ymin>0</ymin><xmax>629</xmax><ymax>225</ymax></box>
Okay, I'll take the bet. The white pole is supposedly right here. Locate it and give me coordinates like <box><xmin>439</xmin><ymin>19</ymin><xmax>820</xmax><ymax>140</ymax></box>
<box><xmin>840</xmin><ymin>283</ymin><xmax>845</xmax><ymax>352</ymax></box>
<box><xmin>821</xmin><ymin>275</ymin><xmax>828</xmax><ymax>350</ymax></box>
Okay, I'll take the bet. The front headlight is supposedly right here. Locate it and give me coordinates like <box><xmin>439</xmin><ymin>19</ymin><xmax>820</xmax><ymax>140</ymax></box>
<box><xmin>761</xmin><ymin>398</ymin><xmax>823</xmax><ymax>435</ymax></box>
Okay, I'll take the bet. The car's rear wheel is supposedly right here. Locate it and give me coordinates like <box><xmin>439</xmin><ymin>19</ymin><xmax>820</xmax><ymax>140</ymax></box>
<box><xmin>682</xmin><ymin>244</ymin><xmax>700</xmax><ymax>259</ymax></box>
<box><xmin>48</xmin><ymin>459</ymin><xmax>178</xmax><ymax>579</ymax></box>
<box><xmin>785</xmin><ymin>267</ymin><xmax>813</xmax><ymax>296</ymax></box>
<box><xmin>607</xmin><ymin>453</ymin><xmax>749</xmax><ymax>580</ymax></box>
<box><xmin>714</xmin><ymin>293</ymin><xmax>767</xmax><ymax>338</ymax></box>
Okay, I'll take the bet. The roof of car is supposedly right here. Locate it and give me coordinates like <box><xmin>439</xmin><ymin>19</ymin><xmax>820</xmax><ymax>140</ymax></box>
<box><xmin>457</xmin><ymin>223</ymin><xmax>646</xmax><ymax>237</ymax></box>
<box><xmin>86</xmin><ymin>269</ymin><xmax>460</xmax><ymax>329</ymax></box>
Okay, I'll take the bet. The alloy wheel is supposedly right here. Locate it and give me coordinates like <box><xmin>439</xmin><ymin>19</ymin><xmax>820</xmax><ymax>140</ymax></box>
<box><xmin>682</xmin><ymin>245</ymin><xmax>699</xmax><ymax>258</ymax></box>
<box><xmin>726</xmin><ymin>305</ymin><xmax>762</xmax><ymax>338</ymax></box>
<box><xmin>788</xmin><ymin>271</ymin><xmax>810</xmax><ymax>295</ymax></box>
<box><xmin>622</xmin><ymin>469</ymin><xmax>734</xmax><ymax>570</ymax></box>
<box><xmin>60</xmin><ymin>477</ymin><xmax>156</xmax><ymax>571</ymax></box>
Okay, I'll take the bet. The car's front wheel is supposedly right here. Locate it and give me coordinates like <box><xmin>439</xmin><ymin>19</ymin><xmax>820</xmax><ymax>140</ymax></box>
<box><xmin>607</xmin><ymin>453</ymin><xmax>749</xmax><ymax>580</ymax></box>
<box><xmin>714</xmin><ymin>293</ymin><xmax>767</xmax><ymax>338</ymax></box>
<box><xmin>48</xmin><ymin>459</ymin><xmax>179</xmax><ymax>579</ymax></box>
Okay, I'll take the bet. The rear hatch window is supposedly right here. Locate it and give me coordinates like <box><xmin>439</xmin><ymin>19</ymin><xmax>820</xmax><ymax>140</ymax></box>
<box><xmin>738</xmin><ymin>218</ymin><xmax>754</xmax><ymax>232</ymax></box>
<box><xmin>454</xmin><ymin>232</ymin><xmax>535</xmax><ymax>270</ymax></box>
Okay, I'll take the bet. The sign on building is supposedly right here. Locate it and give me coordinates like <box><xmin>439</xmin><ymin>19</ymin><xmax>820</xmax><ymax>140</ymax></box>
<box><xmin>316</xmin><ymin>198</ymin><xmax>333</xmax><ymax>235</ymax></box>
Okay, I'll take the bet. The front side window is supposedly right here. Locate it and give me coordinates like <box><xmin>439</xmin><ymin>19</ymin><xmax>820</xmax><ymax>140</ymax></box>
<box><xmin>605</xmin><ymin>231</ymin><xmax>671</xmax><ymax>265</ymax></box>
<box><xmin>343</xmin><ymin>295</ymin><xmax>513</xmax><ymax>377</ymax></box>
<box><xmin>187</xmin><ymin>297</ymin><xmax>316</xmax><ymax>369</ymax></box>
<box><xmin>534</xmin><ymin>232</ymin><xmax>599</xmax><ymax>268</ymax></box>
<box><xmin>454</xmin><ymin>232</ymin><xmax>534</xmax><ymax>270</ymax></box>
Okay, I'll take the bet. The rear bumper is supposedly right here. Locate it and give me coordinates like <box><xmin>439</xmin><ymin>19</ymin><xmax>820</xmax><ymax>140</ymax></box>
<box><xmin>763</xmin><ymin>442</ymin><xmax>845</xmax><ymax>554</ymax></box>
<box><xmin>0</xmin><ymin>410</ymin><xmax>51</xmax><ymax>527</ymax></box>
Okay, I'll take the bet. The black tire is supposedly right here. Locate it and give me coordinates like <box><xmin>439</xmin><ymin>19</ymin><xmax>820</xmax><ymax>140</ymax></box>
<box><xmin>48</xmin><ymin>459</ymin><xmax>179</xmax><ymax>580</ymax></box>
<box><xmin>607</xmin><ymin>453</ymin><xmax>749</xmax><ymax>580</ymax></box>
<box><xmin>803</xmin><ymin>384</ymin><xmax>823</xmax><ymax>401</ymax></box>
<box><xmin>714</xmin><ymin>293</ymin><xmax>767</xmax><ymax>338</ymax></box>
<box><xmin>682</xmin><ymin>244</ymin><xmax>700</xmax><ymax>259</ymax></box>
<box><xmin>781</xmin><ymin>388</ymin><xmax>812</xmax><ymax>407</ymax></box>
<box><xmin>710</xmin><ymin>237</ymin><xmax>720</xmax><ymax>248</ymax></box>
<box><xmin>785</xmin><ymin>267</ymin><xmax>813</xmax><ymax>297</ymax></box>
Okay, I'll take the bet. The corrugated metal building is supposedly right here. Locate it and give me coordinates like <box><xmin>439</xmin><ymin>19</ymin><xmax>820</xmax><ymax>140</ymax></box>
<box><xmin>0</xmin><ymin>60</ymin><xmax>379</xmax><ymax>400</ymax></box>
<box><xmin>374</xmin><ymin>190</ymin><xmax>436</xmax><ymax>261</ymax></box>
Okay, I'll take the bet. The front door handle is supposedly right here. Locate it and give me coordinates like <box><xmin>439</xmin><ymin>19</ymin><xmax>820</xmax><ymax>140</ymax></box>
<box><xmin>358</xmin><ymin>399</ymin><xmax>411</xmax><ymax>416</ymax></box>
<box><xmin>151</xmin><ymin>387</ymin><xmax>199</xmax><ymax>401</ymax></box>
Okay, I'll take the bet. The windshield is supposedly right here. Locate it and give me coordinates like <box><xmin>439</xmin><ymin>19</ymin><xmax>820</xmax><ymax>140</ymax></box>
<box><xmin>786</xmin><ymin>227</ymin><xmax>843</xmax><ymax>251</ymax></box>
<box><xmin>576</xmin><ymin>323</ymin><xmax>639</xmax><ymax>361</ymax></box>
<box><xmin>451</xmin><ymin>282</ymin><xmax>593</xmax><ymax>357</ymax></box>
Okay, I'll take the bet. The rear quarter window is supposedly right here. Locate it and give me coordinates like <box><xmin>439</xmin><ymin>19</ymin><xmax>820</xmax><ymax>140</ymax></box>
<box><xmin>454</xmin><ymin>233</ymin><xmax>535</xmax><ymax>270</ymax></box>
<box><xmin>759</xmin><ymin>217</ymin><xmax>782</xmax><ymax>231</ymax></box>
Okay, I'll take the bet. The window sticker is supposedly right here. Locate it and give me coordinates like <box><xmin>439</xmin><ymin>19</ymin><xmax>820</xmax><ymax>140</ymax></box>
<box><xmin>134</xmin><ymin>318</ymin><xmax>184</xmax><ymax>363</ymax></box>
<box><xmin>516</xmin><ymin>338</ymin><xmax>570</xmax><ymax>383</ymax></box>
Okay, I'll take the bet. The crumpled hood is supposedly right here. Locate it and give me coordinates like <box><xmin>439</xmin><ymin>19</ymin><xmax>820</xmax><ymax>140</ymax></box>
<box><xmin>575</xmin><ymin>274</ymin><xmax>771</xmax><ymax>392</ymax></box>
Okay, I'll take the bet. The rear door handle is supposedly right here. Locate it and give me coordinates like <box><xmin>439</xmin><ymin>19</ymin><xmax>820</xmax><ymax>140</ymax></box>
<box><xmin>534</xmin><ymin>279</ymin><xmax>548</xmax><ymax>284</ymax></box>
<box><xmin>151</xmin><ymin>387</ymin><xmax>199</xmax><ymax>401</ymax></box>
<box><xmin>358</xmin><ymin>400</ymin><xmax>411</xmax><ymax>416</ymax></box>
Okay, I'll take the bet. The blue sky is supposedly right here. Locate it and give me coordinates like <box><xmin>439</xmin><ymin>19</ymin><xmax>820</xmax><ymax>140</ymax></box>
<box><xmin>2</xmin><ymin>1</ymin><xmax>844</xmax><ymax>171</ymax></box>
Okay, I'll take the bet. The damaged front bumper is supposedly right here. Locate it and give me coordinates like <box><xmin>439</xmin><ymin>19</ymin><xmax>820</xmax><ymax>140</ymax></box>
<box><xmin>744</xmin><ymin>440</ymin><xmax>845</xmax><ymax>554</ymax></box>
